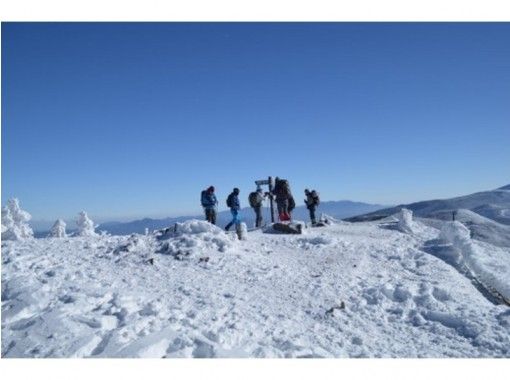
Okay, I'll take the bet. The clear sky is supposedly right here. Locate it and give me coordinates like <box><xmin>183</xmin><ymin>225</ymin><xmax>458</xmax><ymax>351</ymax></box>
<box><xmin>2</xmin><ymin>22</ymin><xmax>509</xmax><ymax>222</ymax></box>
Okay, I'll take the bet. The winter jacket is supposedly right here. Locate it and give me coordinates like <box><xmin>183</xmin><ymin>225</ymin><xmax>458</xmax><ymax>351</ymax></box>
<box><xmin>201</xmin><ymin>191</ymin><xmax>218</xmax><ymax>210</ymax></box>
<box><xmin>228</xmin><ymin>193</ymin><xmax>241</xmax><ymax>211</ymax></box>
<box><xmin>250</xmin><ymin>191</ymin><xmax>264</xmax><ymax>207</ymax></box>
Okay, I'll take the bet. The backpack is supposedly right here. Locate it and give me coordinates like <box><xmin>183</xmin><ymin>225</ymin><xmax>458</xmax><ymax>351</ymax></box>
<box><xmin>274</xmin><ymin>178</ymin><xmax>291</xmax><ymax>198</ymax></box>
<box><xmin>226</xmin><ymin>193</ymin><xmax>235</xmax><ymax>208</ymax></box>
<box><xmin>248</xmin><ymin>192</ymin><xmax>259</xmax><ymax>207</ymax></box>
<box><xmin>311</xmin><ymin>190</ymin><xmax>320</xmax><ymax>206</ymax></box>
<box><xmin>200</xmin><ymin>190</ymin><xmax>207</xmax><ymax>207</ymax></box>
<box><xmin>288</xmin><ymin>196</ymin><xmax>296</xmax><ymax>212</ymax></box>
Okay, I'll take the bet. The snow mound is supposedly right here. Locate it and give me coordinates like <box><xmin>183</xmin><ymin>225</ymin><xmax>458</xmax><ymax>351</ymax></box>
<box><xmin>160</xmin><ymin>219</ymin><xmax>225</xmax><ymax>237</ymax></box>
<box><xmin>156</xmin><ymin>220</ymin><xmax>236</xmax><ymax>260</ymax></box>
<box><xmin>440</xmin><ymin>221</ymin><xmax>510</xmax><ymax>301</ymax></box>
<box><xmin>76</xmin><ymin>211</ymin><xmax>97</xmax><ymax>236</ymax></box>
<box><xmin>48</xmin><ymin>219</ymin><xmax>67</xmax><ymax>238</ymax></box>
<box><xmin>1</xmin><ymin>198</ymin><xmax>34</xmax><ymax>241</ymax></box>
<box><xmin>114</xmin><ymin>234</ymin><xmax>148</xmax><ymax>255</ymax></box>
<box><xmin>396</xmin><ymin>208</ymin><xmax>416</xmax><ymax>234</ymax></box>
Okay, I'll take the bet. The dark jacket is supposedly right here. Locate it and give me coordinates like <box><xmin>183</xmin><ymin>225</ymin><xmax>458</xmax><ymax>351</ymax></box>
<box><xmin>227</xmin><ymin>192</ymin><xmax>241</xmax><ymax>211</ymax></box>
<box><xmin>201</xmin><ymin>190</ymin><xmax>218</xmax><ymax>210</ymax></box>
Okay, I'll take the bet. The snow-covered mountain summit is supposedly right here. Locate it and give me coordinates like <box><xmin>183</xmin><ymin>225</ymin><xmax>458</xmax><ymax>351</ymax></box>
<box><xmin>2</xmin><ymin>214</ymin><xmax>509</xmax><ymax>358</ymax></box>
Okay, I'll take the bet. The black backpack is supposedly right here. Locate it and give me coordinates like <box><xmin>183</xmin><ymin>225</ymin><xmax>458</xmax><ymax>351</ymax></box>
<box><xmin>200</xmin><ymin>190</ymin><xmax>207</xmax><ymax>207</ymax></box>
<box><xmin>311</xmin><ymin>190</ymin><xmax>320</xmax><ymax>206</ymax></box>
<box><xmin>288</xmin><ymin>196</ymin><xmax>296</xmax><ymax>212</ymax></box>
<box><xmin>226</xmin><ymin>193</ymin><xmax>235</xmax><ymax>208</ymax></box>
<box><xmin>248</xmin><ymin>192</ymin><xmax>259</xmax><ymax>207</ymax></box>
<box><xmin>275</xmin><ymin>178</ymin><xmax>291</xmax><ymax>198</ymax></box>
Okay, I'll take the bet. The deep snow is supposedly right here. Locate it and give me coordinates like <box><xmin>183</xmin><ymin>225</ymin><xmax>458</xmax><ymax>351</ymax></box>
<box><xmin>2</xmin><ymin>217</ymin><xmax>509</xmax><ymax>358</ymax></box>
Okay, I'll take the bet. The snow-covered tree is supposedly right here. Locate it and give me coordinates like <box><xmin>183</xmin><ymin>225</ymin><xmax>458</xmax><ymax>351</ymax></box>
<box><xmin>1</xmin><ymin>198</ymin><xmax>34</xmax><ymax>240</ymax></box>
<box><xmin>48</xmin><ymin>219</ymin><xmax>67</xmax><ymax>238</ymax></box>
<box><xmin>76</xmin><ymin>211</ymin><xmax>96</xmax><ymax>236</ymax></box>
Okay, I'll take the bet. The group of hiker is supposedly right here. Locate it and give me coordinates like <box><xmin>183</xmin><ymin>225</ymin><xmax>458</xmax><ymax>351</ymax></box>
<box><xmin>200</xmin><ymin>178</ymin><xmax>321</xmax><ymax>230</ymax></box>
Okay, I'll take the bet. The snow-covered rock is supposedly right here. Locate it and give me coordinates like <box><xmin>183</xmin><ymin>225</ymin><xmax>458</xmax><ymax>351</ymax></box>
<box><xmin>75</xmin><ymin>211</ymin><xmax>97</xmax><ymax>236</ymax></box>
<box><xmin>156</xmin><ymin>219</ymin><xmax>236</xmax><ymax>260</ymax></box>
<box><xmin>1</xmin><ymin>198</ymin><xmax>34</xmax><ymax>241</ymax></box>
<box><xmin>48</xmin><ymin>219</ymin><xmax>67</xmax><ymax>238</ymax></box>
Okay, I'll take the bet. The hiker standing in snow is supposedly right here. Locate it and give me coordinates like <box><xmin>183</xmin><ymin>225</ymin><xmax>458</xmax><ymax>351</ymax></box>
<box><xmin>248</xmin><ymin>188</ymin><xmax>265</xmax><ymax>228</ymax></box>
<box><xmin>225</xmin><ymin>188</ymin><xmax>241</xmax><ymax>231</ymax></box>
<box><xmin>273</xmin><ymin>177</ymin><xmax>292</xmax><ymax>221</ymax></box>
<box><xmin>304</xmin><ymin>189</ymin><xmax>320</xmax><ymax>225</ymax></box>
<box><xmin>201</xmin><ymin>186</ymin><xmax>218</xmax><ymax>225</ymax></box>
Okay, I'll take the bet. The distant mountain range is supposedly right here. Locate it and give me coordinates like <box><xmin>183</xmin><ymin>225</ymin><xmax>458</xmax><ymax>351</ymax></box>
<box><xmin>96</xmin><ymin>200</ymin><xmax>387</xmax><ymax>235</ymax></box>
<box><xmin>346</xmin><ymin>184</ymin><xmax>510</xmax><ymax>225</ymax></box>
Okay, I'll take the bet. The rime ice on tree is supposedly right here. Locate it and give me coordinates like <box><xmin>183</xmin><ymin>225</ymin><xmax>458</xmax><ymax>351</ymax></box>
<box><xmin>1</xmin><ymin>198</ymin><xmax>34</xmax><ymax>241</ymax></box>
<box><xmin>76</xmin><ymin>211</ymin><xmax>96</xmax><ymax>236</ymax></box>
<box><xmin>49</xmin><ymin>219</ymin><xmax>67</xmax><ymax>238</ymax></box>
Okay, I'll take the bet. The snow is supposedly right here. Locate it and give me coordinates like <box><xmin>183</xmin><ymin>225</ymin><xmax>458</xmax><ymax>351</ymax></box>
<box><xmin>155</xmin><ymin>220</ymin><xmax>237</xmax><ymax>260</ymax></box>
<box><xmin>440</xmin><ymin>221</ymin><xmax>510</xmax><ymax>301</ymax></box>
<box><xmin>2</xmin><ymin>216</ymin><xmax>509</xmax><ymax>358</ymax></box>
<box><xmin>75</xmin><ymin>211</ymin><xmax>97</xmax><ymax>237</ymax></box>
<box><xmin>348</xmin><ymin>184</ymin><xmax>510</xmax><ymax>225</ymax></box>
<box><xmin>1</xmin><ymin>198</ymin><xmax>34</xmax><ymax>241</ymax></box>
<box><xmin>48</xmin><ymin>219</ymin><xmax>67</xmax><ymax>238</ymax></box>
<box><xmin>396</xmin><ymin>208</ymin><xmax>416</xmax><ymax>234</ymax></box>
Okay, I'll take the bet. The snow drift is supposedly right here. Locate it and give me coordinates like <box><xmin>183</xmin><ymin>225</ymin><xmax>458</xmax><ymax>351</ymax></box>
<box><xmin>440</xmin><ymin>221</ymin><xmax>510</xmax><ymax>302</ymax></box>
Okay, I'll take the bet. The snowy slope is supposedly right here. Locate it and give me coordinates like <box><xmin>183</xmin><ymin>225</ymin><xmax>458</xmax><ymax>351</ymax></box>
<box><xmin>346</xmin><ymin>184</ymin><xmax>510</xmax><ymax>225</ymax></box>
<box><xmin>2</xmin><ymin>218</ymin><xmax>509</xmax><ymax>358</ymax></box>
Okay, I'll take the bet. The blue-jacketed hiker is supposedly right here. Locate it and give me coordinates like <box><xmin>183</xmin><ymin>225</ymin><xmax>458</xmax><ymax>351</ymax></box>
<box><xmin>201</xmin><ymin>186</ymin><xmax>218</xmax><ymax>225</ymax></box>
<box><xmin>225</xmin><ymin>187</ymin><xmax>241</xmax><ymax>231</ymax></box>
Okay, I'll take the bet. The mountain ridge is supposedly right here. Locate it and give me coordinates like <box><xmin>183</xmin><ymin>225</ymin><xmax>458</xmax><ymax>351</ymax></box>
<box><xmin>346</xmin><ymin>184</ymin><xmax>510</xmax><ymax>225</ymax></box>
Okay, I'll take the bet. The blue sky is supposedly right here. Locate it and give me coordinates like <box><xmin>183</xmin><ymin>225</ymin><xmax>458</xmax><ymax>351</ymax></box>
<box><xmin>2</xmin><ymin>22</ymin><xmax>509</xmax><ymax>222</ymax></box>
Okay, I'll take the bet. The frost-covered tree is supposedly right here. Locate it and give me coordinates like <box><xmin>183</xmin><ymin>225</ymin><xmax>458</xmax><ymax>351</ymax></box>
<box><xmin>48</xmin><ymin>219</ymin><xmax>67</xmax><ymax>238</ymax></box>
<box><xmin>76</xmin><ymin>211</ymin><xmax>97</xmax><ymax>236</ymax></box>
<box><xmin>1</xmin><ymin>198</ymin><xmax>34</xmax><ymax>240</ymax></box>
<box><xmin>396</xmin><ymin>208</ymin><xmax>415</xmax><ymax>234</ymax></box>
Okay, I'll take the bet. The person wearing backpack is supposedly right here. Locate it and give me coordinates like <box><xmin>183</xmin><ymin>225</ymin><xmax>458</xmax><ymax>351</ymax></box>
<box><xmin>273</xmin><ymin>177</ymin><xmax>292</xmax><ymax>222</ymax></box>
<box><xmin>304</xmin><ymin>189</ymin><xmax>320</xmax><ymax>225</ymax></box>
<box><xmin>201</xmin><ymin>186</ymin><xmax>218</xmax><ymax>225</ymax></box>
<box><xmin>225</xmin><ymin>187</ymin><xmax>241</xmax><ymax>231</ymax></box>
<box><xmin>249</xmin><ymin>188</ymin><xmax>265</xmax><ymax>227</ymax></box>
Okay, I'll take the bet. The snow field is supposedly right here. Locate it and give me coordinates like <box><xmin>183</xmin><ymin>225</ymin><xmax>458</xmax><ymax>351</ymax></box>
<box><xmin>2</xmin><ymin>219</ymin><xmax>509</xmax><ymax>358</ymax></box>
